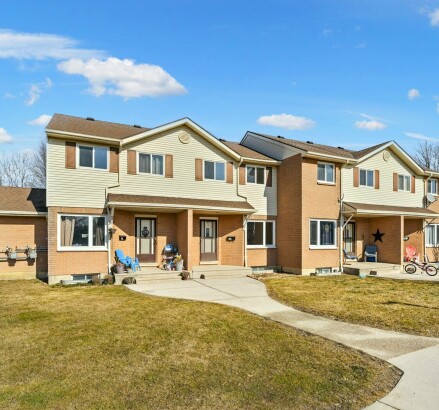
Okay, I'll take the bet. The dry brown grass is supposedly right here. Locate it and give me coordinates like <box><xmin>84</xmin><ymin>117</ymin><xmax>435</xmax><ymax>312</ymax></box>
<box><xmin>263</xmin><ymin>274</ymin><xmax>439</xmax><ymax>337</ymax></box>
<box><xmin>0</xmin><ymin>280</ymin><xmax>400</xmax><ymax>409</ymax></box>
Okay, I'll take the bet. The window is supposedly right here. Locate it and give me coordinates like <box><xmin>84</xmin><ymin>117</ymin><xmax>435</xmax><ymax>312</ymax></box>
<box><xmin>359</xmin><ymin>169</ymin><xmax>374</xmax><ymax>187</ymax></box>
<box><xmin>317</xmin><ymin>163</ymin><xmax>335</xmax><ymax>183</ymax></box>
<box><xmin>59</xmin><ymin>215</ymin><xmax>107</xmax><ymax>250</ymax></box>
<box><xmin>247</xmin><ymin>221</ymin><xmax>275</xmax><ymax>247</ymax></box>
<box><xmin>426</xmin><ymin>224</ymin><xmax>439</xmax><ymax>247</ymax></box>
<box><xmin>139</xmin><ymin>153</ymin><xmax>164</xmax><ymax>175</ymax></box>
<box><xmin>398</xmin><ymin>174</ymin><xmax>411</xmax><ymax>191</ymax></box>
<box><xmin>204</xmin><ymin>161</ymin><xmax>225</xmax><ymax>181</ymax></box>
<box><xmin>247</xmin><ymin>166</ymin><xmax>265</xmax><ymax>184</ymax></box>
<box><xmin>428</xmin><ymin>179</ymin><xmax>438</xmax><ymax>195</ymax></box>
<box><xmin>310</xmin><ymin>220</ymin><xmax>337</xmax><ymax>248</ymax></box>
<box><xmin>78</xmin><ymin>145</ymin><xmax>108</xmax><ymax>170</ymax></box>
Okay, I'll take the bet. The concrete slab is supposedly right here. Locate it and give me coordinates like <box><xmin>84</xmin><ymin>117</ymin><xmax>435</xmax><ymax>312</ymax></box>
<box><xmin>371</xmin><ymin>271</ymin><xmax>439</xmax><ymax>282</ymax></box>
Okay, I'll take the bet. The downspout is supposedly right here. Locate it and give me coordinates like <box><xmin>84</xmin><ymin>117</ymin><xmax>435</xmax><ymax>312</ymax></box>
<box><xmin>236</xmin><ymin>158</ymin><xmax>249</xmax><ymax>267</ymax></box>
<box><xmin>339</xmin><ymin>160</ymin><xmax>350</xmax><ymax>273</ymax></box>
<box><xmin>105</xmin><ymin>141</ymin><xmax>122</xmax><ymax>274</ymax></box>
<box><xmin>424</xmin><ymin>172</ymin><xmax>434</xmax><ymax>261</ymax></box>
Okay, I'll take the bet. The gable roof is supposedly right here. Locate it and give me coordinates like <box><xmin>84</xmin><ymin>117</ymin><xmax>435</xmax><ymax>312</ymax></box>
<box><xmin>46</xmin><ymin>114</ymin><xmax>150</xmax><ymax>140</ymax></box>
<box><xmin>0</xmin><ymin>187</ymin><xmax>47</xmax><ymax>215</ymax></box>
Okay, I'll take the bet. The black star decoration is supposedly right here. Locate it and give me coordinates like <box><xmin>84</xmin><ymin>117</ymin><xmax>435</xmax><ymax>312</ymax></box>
<box><xmin>372</xmin><ymin>229</ymin><xmax>385</xmax><ymax>243</ymax></box>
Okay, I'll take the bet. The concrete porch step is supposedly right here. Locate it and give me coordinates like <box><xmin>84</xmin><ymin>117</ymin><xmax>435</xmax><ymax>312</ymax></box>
<box><xmin>343</xmin><ymin>262</ymin><xmax>402</xmax><ymax>276</ymax></box>
<box><xmin>115</xmin><ymin>271</ymin><xmax>188</xmax><ymax>284</ymax></box>
<box><xmin>192</xmin><ymin>265</ymin><xmax>252</xmax><ymax>279</ymax></box>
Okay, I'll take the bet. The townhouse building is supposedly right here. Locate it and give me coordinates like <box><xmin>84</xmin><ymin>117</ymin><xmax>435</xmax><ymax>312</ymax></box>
<box><xmin>1</xmin><ymin>113</ymin><xmax>439</xmax><ymax>283</ymax></box>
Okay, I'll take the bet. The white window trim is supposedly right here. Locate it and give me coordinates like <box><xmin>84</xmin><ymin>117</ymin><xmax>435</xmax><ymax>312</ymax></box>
<box><xmin>309</xmin><ymin>219</ymin><xmax>337</xmax><ymax>250</ymax></box>
<box><xmin>425</xmin><ymin>224</ymin><xmax>439</xmax><ymax>247</ymax></box>
<box><xmin>398</xmin><ymin>174</ymin><xmax>411</xmax><ymax>192</ymax></box>
<box><xmin>246</xmin><ymin>165</ymin><xmax>266</xmax><ymax>185</ymax></box>
<box><xmin>203</xmin><ymin>160</ymin><xmax>226</xmax><ymax>182</ymax></box>
<box><xmin>77</xmin><ymin>144</ymin><xmax>109</xmax><ymax>171</ymax></box>
<box><xmin>317</xmin><ymin>162</ymin><xmax>335</xmax><ymax>185</ymax></box>
<box><xmin>57</xmin><ymin>214</ymin><xmax>108</xmax><ymax>252</ymax></box>
<box><xmin>137</xmin><ymin>152</ymin><xmax>165</xmax><ymax>177</ymax></box>
<box><xmin>427</xmin><ymin>179</ymin><xmax>438</xmax><ymax>195</ymax></box>
<box><xmin>246</xmin><ymin>220</ymin><xmax>276</xmax><ymax>249</ymax></box>
<box><xmin>359</xmin><ymin>168</ymin><xmax>374</xmax><ymax>188</ymax></box>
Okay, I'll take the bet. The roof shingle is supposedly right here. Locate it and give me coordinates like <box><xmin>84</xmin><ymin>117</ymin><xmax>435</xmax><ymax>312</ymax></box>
<box><xmin>0</xmin><ymin>187</ymin><xmax>47</xmax><ymax>213</ymax></box>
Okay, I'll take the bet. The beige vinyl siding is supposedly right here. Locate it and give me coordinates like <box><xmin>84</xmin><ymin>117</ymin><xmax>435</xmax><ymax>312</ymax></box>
<box><xmin>240</xmin><ymin>166</ymin><xmax>277</xmax><ymax>215</ymax></box>
<box><xmin>47</xmin><ymin>138</ymin><xmax>118</xmax><ymax>208</ymax></box>
<box><xmin>342</xmin><ymin>149</ymin><xmax>424</xmax><ymax>207</ymax></box>
<box><xmin>242</xmin><ymin>133</ymin><xmax>302</xmax><ymax>160</ymax></box>
<box><xmin>112</xmin><ymin>126</ymin><xmax>243</xmax><ymax>202</ymax></box>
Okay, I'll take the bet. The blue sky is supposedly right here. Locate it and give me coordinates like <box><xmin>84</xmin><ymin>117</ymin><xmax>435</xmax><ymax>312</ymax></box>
<box><xmin>1</xmin><ymin>0</ymin><xmax>439</xmax><ymax>154</ymax></box>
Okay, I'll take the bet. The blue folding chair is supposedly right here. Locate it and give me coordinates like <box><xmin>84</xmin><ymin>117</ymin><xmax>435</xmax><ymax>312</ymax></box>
<box><xmin>115</xmin><ymin>249</ymin><xmax>141</xmax><ymax>271</ymax></box>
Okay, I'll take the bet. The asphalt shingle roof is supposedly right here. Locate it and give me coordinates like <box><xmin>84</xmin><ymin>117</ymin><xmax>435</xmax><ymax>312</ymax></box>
<box><xmin>0</xmin><ymin>187</ymin><xmax>47</xmax><ymax>213</ymax></box>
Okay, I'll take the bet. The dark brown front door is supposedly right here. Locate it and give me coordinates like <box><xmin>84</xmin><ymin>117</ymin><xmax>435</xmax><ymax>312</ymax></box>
<box><xmin>200</xmin><ymin>219</ymin><xmax>218</xmax><ymax>262</ymax></box>
<box><xmin>135</xmin><ymin>218</ymin><xmax>156</xmax><ymax>263</ymax></box>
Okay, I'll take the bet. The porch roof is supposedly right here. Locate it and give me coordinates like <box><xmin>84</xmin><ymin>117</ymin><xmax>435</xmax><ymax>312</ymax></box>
<box><xmin>107</xmin><ymin>193</ymin><xmax>255</xmax><ymax>214</ymax></box>
<box><xmin>343</xmin><ymin>202</ymin><xmax>439</xmax><ymax>218</ymax></box>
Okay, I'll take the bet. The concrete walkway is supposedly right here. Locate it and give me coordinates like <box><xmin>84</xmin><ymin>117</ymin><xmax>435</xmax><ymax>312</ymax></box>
<box><xmin>370</xmin><ymin>271</ymin><xmax>439</xmax><ymax>282</ymax></box>
<box><xmin>127</xmin><ymin>277</ymin><xmax>439</xmax><ymax>410</ymax></box>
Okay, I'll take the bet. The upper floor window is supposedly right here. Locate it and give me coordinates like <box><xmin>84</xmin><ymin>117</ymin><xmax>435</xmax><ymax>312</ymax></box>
<box><xmin>359</xmin><ymin>169</ymin><xmax>374</xmax><ymax>187</ymax></box>
<box><xmin>204</xmin><ymin>161</ymin><xmax>225</xmax><ymax>181</ymax></box>
<box><xmin>139</xmin><ymin>153</ymin><xmax>164</xmax><ymax>176</ymax></box>
<box><xmin>59</xmin><ymin>214</ymin><xmax>107</xmax><ymax>251</ymax></box>
<box><xmin>317</xmin><ymin>163</ymin><xmax>335</xmax><ymax>183</ymax></box>
<box><xmin>428</xmin><ymin>179</ymin><xmax>438</xmax><ymax>195</ymax></box>
<box><xmin>79</xmin><ymin>145</ymin><xmax>108</xmax><ymax>170</ymax></box>
<box><xmin>247</xmin><ymin>166</ymin><xmax>265</xmax><ymax>184</ymax></box>
<box><xmin>247</xmin><ymin>220</ymin><xmax>275</xmax><ymax>248</ymax></box>
<box><xmin>310</xmin><ymin>219</ymin><xmax>337</xmax><ymax>249</ymax></box>
<box><xmin>398</xmin><ymin>174</ymin><xmax>411</xmax><ymax>191</ymax></box>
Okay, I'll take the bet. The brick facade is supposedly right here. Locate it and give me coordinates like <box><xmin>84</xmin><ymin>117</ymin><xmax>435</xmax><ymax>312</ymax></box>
<box><xmin>0</xmin><ymin>216</ymin><xmax>47</xmax><ymax>280</ymax></box>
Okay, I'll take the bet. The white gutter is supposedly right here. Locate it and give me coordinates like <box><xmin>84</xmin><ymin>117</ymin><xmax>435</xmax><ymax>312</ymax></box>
<box><xmin>46</xmin><ymin>130</ymin><xmax>121</xmax><ymax>144</ymax></box>
<box><xmin>240</xmin><ymin>156</ymin><xmax>281</xmax><ymax>166</ymax></box>
<box><xmin>0</xmin><ymin>211</ymin><xmax>47</xmax><ymax>217</ymax></box>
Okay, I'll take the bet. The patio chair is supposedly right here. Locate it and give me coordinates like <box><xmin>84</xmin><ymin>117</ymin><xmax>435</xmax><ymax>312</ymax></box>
<box><xmin>404</xmin><ymin>245</ymin><xmax>418</xmax><ymax>262</ymax></box>
<box><xmin>343</xmin><ymin>249</ymin><xmax>358</xmax><ymax>261</ymax></box>
<box><xmin>364</xmin><ymin>245</ymin><xmax>378</xmax><ymax>262</ymax></box>
<box><xmin>115</xmin><ymin>249</ymin><xmax>141</xmax><ymax>272</ymax></box>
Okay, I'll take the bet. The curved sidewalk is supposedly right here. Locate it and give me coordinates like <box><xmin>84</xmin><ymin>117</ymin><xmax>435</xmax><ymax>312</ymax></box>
<box><xmin>127</xmin><ymin>277</ymin><xmax>439</xmax><ymax>410</ymax></box>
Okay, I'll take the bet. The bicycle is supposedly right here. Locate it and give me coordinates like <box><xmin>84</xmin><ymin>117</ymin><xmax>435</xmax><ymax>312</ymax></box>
<box><xmin>404</xmin><ymin>259</ymin><xmax>438</xmax><ymax>276</ymax></box>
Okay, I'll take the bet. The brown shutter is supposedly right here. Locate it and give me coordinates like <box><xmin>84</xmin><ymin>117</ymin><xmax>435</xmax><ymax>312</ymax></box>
<box><xmin>353</xmin><ymin>167</ymin><xmax>359</xmax><ymax>187</ymax></box>
<box><xmin>109</xmin><ymin>147</ymin><xmax>119</xmax><ymax>173</ymax></box>
<box><xmin>266</xmin><ymin>167</ymin><xmax>273</xmax><ymax>187</ymax></box>
<box><xmin>127</xmin><ymin>150</ymin><xmax>137</xmax><ymax>175</ymax></box>
<box><xmin>393</xmin><ymin>173</ymin><xmax>398</xmax><ymax>191</ymax></box>
<box><xmin>239</xmin><ymin>164</ymin><xmax>246</xmax><ymax>185</ymax></box>
<box><xmin>165</xmin><ymin>154</ymin><xmax>173</xmax><ymax>178</ymax></box>
<box><xmin>65</xmin><ymin>142</ymin><xmax>76</xmax><ymax>169</ymax></box>
<box><xmin>411</xmin><ymin>175</ymin><xmax>415</xmax><ymax>193</ymax></box>
<box><xmin>195</xmin><ymin>158</ymin><xmax>203</xmax><ymax>181</ymax></box>
<box><xmin>226</xmin><ymin>162</ymin><xmax>233</xmax><ymax>184</ymax></box>
<box><xmin>374</xmin><ymin>170</ymin><xmax>379</xmax><ymax>189</ymax></box>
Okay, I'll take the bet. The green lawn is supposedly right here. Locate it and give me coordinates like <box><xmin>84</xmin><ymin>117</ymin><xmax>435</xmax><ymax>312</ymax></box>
<box><xmin>0</xmin><ymin>281</ymin><xmax>400</xmax><ymax>409</ymax></box>
<box><xmin>263</xmin><ymin>274</ymin><xmax>439</xmax><ymax>337</ymax></box>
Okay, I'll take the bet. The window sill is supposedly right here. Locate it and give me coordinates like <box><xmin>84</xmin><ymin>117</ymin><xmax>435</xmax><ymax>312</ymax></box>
<box><xmin>247</xmin><ymin>245</ymin><xmax>276</xmax><ymax>249</ymax></box>
<box><xmin>309</xmin><ymin>246</ymin><xmax>337</xmax><ymax>250</ymax></box>
<box><xmin>77</xmin><ymin>166</ymin><xmax>109</xmax><ymax>172</ymax></box>
<box><xmin>359</xmin><ymin>185</ymin><xmax>374</xmax><ymax>189</ymax></box>
<box><xmin>57</xmin><ymin>247</ymin><xmax>108</xmax><ymax>252</ymax></box>
<box><xmin>317</xmin><ymin>181</ymin><xmax>335</xmax><ymax>186</ymax></box>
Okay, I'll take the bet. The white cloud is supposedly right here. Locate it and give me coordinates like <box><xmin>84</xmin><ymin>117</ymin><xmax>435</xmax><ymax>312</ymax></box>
<box><xmin>436</xmin><ymin>102</ymin><xmax>439</xmax><ymax>113</ymax></box>
<box><xmin>429</xmin><ymin>9</ymin><xmax>439</xmax><ymax>26</ymax></box>
<box><xmin>257</xmin><ymin>113</ymin><xmax>316</xmax><ymax>130</ymax></box>
<box><xmin>355</xmin><ymin>120</ymin><xmax>387</xmax><ymax>130</ymax></box>
<box><xmin>28</xmin><ymin>114</ymin><xmax>52</xmax><ymax>126</ymax></box>
<box><xmin>405</xmin><ymin>132</ymin><xmax>439</xmax><ymax>142</ymax></box>
<box><xmin>57</xmin><ymin>57</ymin><xmax>187</xmax><ymax>98</ymax></box>
<box><xmin>26</xmin><ymin>77</ymin><xmax>52</xmax><ymax>106</ymax></box>
<box><xmin>322</xmin><ymin>29</ymin><xmax>333</xmax><ymax>36</ymax></box>
<box><xmin>0</xmin><ymin>128</ymin><xmax>13</xmax><ymax>143</ymax></box>
<box><xmin>0</xmin><ymin>29</ymin><xmax>104</xmax><ymax>60</ymax></box>
<box><xmin>408</xmin><ymin>88</ymin><xmax>421</xmax><ymax>100</ymax></box>
<box><xmin>356</xmin><ymin>42</ymin><xmax>367</xmax><ymax>49</ymax></box>
<box><xmin>3</xmin><ymin>92</ymin><xmax>15</xmax><ymax>99</ymax></box>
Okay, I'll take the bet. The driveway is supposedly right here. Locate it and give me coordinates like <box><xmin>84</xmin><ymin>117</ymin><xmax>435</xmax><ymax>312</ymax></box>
<box><xmin>127</xmin><ymin>277</ymin><xmax>439</xmax><ymax>410</ymax></box>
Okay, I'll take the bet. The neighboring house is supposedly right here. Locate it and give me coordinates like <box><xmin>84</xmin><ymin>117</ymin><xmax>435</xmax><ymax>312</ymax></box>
<box><xmin>0</xmin><ymin>187</ymin><xmax>47</xmax><ymax>280</ymax></box>
<box><xmin>45</xmin><ymin>114</ymin><xmax>279</xmax><ymax>284</ymax></box>
<box><xmin>242</xmin><ymin>132</ymin><xmax>439</xmax><ymax>274</ymax></box>
<box><xmin>2</xmin><ymin>113</ymin><xmax>439</xmax><ymax>283</ymax></box>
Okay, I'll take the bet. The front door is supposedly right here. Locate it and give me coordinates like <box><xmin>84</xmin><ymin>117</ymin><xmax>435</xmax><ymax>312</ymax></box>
<box><xmin>344</xmin><ymin>222</ymin><xmax>356</xmax><ymax>253</ymax></box>
<box><xmin>200</xmin><ymin>219</ymin><xmax>218</xmax><ymax>262</ymax></box>
<box><xmin>135</xmin><ymin>218</ymin><xmax>156</xmax><ymax>263</ymax></box>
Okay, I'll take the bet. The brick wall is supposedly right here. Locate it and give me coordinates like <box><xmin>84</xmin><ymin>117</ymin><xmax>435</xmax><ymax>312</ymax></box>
<box><xmin>246</xmin><ymin>214</ymin><xmax>277</xmax><ymax>267</ymax></box>
<box><xmin>355</xmin><ymin>219</ymin><xmax>371</xmax><ymax>260</ymax></box>
<box><xmin>404</xmin><ymin>218</ymin><xmax>424</xmax><ymax>260</ymax></box>
<box><xmin>0</xmin><ymin>216</ymin><xmax>47</xmax><ymax>279</ymax></box>
<box><xmin>369</xmin><ymin>216</ymin><xmax>403</xmax><ymax>264</ymax></box>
